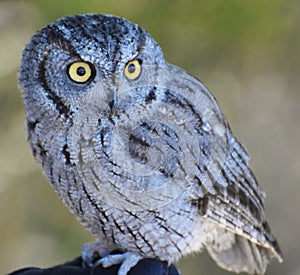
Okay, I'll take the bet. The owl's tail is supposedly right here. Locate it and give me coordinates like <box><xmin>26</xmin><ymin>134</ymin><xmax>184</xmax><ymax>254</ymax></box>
<box><xmin>206</xmin><ymin>232</ymin><xmax>273</xmax><ymax>274</ymax></box>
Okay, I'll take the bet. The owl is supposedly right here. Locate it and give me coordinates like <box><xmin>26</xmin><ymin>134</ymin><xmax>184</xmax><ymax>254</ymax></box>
<box><xmin>18</xmin><ymin>14</ymin><xmax>282</xmax><ymax>274</ymax></box>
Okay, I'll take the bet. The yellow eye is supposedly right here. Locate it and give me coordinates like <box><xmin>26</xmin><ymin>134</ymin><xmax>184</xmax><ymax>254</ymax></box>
<box><xmin>124</xmin><ymin>59</ymin><xmax>141</xmax><ymax>80</ymax></box>
<box><xmin>68</xmin><ymin>62</ymin><xmax>93</xmax><ymax>83</ymax></box>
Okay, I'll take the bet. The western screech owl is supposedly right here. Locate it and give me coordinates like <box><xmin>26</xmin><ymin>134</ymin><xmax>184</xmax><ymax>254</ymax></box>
<box><xmin>18</xmin><ymin>14</ymin><xmax>282</xmax><ymax>274</ymax></box>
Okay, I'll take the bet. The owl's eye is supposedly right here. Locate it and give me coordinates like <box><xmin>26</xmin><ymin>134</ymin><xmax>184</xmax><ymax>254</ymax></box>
<box><xmin>68</xmin><ymin>62</ymin><xmax>94</xmax><ymax>83</ymax></box>
<box><xmin>124</xmin><ymin>59</ymin><xmax>142</xmax><ymax>80</ymax></box>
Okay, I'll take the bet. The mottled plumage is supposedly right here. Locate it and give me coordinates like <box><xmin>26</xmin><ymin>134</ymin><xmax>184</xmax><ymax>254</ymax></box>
<box><xmin>19</xmin><ymin>14</ymin><xmax>282</xmax><ymax>274</ymax></box>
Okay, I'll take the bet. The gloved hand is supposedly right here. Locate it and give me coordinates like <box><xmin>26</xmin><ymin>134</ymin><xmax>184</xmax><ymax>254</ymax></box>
<box><xmin>8</xmin><ymin>255</ymin><xmax>181</xmax><ymax>275</ymax></box>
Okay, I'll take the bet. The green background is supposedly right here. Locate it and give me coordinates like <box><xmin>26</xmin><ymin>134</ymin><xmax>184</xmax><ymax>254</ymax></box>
<box><xmin>0</xmin><ymin>0</ymin><xmax>299</xmax><ymax>274</ymax></box>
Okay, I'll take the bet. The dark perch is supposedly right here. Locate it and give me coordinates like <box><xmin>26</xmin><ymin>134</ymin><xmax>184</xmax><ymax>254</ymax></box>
<box><xmin>8</xmin><ymin>256</ymin><xmax>180</xmax><ymax>275</ymax></box>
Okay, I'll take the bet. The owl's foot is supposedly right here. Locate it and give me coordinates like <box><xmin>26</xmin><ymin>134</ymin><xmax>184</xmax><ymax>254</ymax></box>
<box><xmin>94</xmin><ymin>252</ymin><xmax>142</xmax><ymax>275</ymax></box>
<box><xmin>82</xmin><ymin>241</ymin><xmax>110</xmax><ymax>267</ymax></box>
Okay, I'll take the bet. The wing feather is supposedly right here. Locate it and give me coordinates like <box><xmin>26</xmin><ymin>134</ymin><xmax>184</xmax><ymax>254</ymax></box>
<box><xmin>203</xmin><ymin>131</ymin><xmax>282</xmax><ymax>267</ymax></box>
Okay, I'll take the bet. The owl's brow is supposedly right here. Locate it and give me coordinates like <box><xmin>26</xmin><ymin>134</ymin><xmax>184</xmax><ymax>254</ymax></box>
<box><xmin>46</xmin><ymin>25</ymin><xmax>78</xmax><ymax>56</ymax></box>
<box><xmin>136</xmin><ymin>26</ymin><xmax>147</xmax><ymax>55</ymax></box>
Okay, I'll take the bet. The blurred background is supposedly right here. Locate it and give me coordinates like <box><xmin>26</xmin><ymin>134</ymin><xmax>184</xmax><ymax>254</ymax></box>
<box><xmin>0</xmin><ymin>0</ymin><xmax>299</xmax><ymax>274</ymax></box>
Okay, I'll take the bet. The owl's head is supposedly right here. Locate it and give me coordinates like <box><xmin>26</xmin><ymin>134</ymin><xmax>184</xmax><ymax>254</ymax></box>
<box><xmin>19</xmin><ymin>14</ymin><xmax>164</xmax><ymax>117</ymax></box>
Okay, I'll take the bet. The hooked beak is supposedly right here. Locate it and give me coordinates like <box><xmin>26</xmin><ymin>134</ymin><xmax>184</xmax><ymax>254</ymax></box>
<box><xmin>85</xmin><ymin>78</ymin><xmax>117</xmax><ymax>117</ymax></box>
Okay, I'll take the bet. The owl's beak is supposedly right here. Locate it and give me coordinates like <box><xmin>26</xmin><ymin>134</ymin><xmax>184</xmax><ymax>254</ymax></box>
<box><xmin>108</xmin><ymin>90</ymin><xmax>117</xmax><ymax>116</ymax></box>
<box><xmin>86</xmin><ymin>81</ymin><xmax>117</xmax><ymax>117</ymax></box>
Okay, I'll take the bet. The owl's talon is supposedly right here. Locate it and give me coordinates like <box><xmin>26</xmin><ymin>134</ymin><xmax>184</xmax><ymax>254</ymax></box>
<box><xmin>94</xmin><ymin>252</ymin><xmax>142</xmax><ymax>275</ymax></box>
<box><xmin>82</xmin><ymin>249</ymin><xmax>100</xmax><ymax>268</ymax></box>
<box><xmin>82</xmin><ymin>242</ymin><xmax>107</xmax><ymax>268</ymax></box>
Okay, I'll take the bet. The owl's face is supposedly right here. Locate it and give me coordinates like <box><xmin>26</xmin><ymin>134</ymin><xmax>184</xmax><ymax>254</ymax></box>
<box><xmin>19</xmin><ymin>14</ymin><xmax>164</xmax><ymax>112</ymax></box>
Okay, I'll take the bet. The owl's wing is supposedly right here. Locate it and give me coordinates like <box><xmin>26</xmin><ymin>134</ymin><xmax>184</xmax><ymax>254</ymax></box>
<box><xmin>199</xmin><ymin>130</ymin><xmax>282</xmax><ymax>274</ymax></box>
